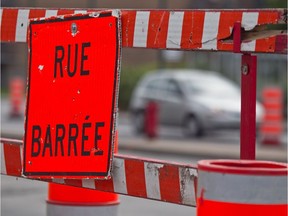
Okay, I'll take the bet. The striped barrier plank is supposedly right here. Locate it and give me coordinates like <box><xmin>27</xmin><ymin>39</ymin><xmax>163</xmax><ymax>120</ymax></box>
<box><xmin>0</xmin><ymin>138</ymin><xmax>198</xmax><ymax>207</ymax></box>
<box><xmin>0</xmin><ymin>8</ymin><xmax>287</xmax><ymax>53</ymax></box>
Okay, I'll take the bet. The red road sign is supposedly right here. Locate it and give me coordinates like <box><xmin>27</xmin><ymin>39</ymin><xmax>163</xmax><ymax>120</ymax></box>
<box><xmin>23</xmin><ymin>11</ymin><xmax>121</xmax><ymax>179</ymax></box>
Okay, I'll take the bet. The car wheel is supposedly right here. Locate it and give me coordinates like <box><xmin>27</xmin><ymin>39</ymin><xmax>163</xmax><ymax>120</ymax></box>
<box><xmin>133</xmin><ymin>111</ymin><xmax>145</xmax><ymax>134</ymax></box>
<box><xmin>183</xmin><ymin>116</ymin><xmax>204</xmax><ymax>137</ymax></box>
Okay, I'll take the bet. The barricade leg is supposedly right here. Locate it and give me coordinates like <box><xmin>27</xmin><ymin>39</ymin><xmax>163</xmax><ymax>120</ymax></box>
<box><xmin>240</xmin><ymin>54</ymin><xmax>257</xmax><ymax>160</ymax></box>
<box><xmin>197</xmin><ymin>160</ymin><xmax>288</xmax><ymax>216</ymax></box>
<box><xmin>47</xmin><ymin>132</ymin><xmax>119</xmax><ymax>216</ymax></box>
<box><xmin>144</xmin><ymin>101</ymin><xmax>158</xmax><ymax>138</ymax></box>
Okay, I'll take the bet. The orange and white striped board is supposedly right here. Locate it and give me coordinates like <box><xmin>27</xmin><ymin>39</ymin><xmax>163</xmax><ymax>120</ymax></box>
<box><xmin>0</xmin><ymin>138</ymin><xmax>198</xmax><ymax>207</ymax></box>
<box><xmin>0</xmin><ymin>8</ymin><xmax>287</xmax><ymax>54</ymax></box>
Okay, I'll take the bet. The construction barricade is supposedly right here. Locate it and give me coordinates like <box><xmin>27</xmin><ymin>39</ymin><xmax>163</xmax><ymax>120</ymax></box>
<box><xmin>197</xmin><ymin>160</ymin><xmax>288</xmax><ymax>216</ymax></box>
<box><xmin>0</xmin><ymin>7</ymin><xmax>287</xmax><ymax>216</ymax></box>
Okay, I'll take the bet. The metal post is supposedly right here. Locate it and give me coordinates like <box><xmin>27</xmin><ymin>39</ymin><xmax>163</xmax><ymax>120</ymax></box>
<box><xmin>233</xmin><ymin>22</ymin><xmax>257</xmax><ymax>160</ymax></box>
<box><xmin>240</xmin><ymin>54</ymin><xmax>257</xmax><ymax>160</ymax></box>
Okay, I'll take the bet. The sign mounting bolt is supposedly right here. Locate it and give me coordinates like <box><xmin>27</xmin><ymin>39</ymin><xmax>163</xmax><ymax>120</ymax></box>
<box><xmin>71</xmin><ymin>23</ymin><xmax>77</xmax><ymax>34</ymax></box>
<box><xmin>241</xmin><ymin>64</ymin><xmax>249</xmax><ymax>75</ymax></box>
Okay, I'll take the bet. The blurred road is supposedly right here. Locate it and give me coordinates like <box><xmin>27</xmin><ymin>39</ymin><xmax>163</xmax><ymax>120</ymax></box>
<box><xmin>2</xmin><ymin>97</ymin><xmax>287</xmax><ymax>147</ymax></box>
<box><xmin>1</xmin><ymin>97</ymin><xmax>287</xmax><ymax>216</ymax></box>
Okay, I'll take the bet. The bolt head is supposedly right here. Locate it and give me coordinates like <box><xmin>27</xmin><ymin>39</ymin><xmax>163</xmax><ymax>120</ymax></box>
<box><xmin>241</xmin><ymin>64</ymin><xmax>249</xmax><ymax>75</ymax></box>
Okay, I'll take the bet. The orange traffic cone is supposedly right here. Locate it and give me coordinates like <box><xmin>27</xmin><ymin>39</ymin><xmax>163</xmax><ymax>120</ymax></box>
<box><xmin>47</xmin><ymin>132</ymin><xmax>119</xmax><ymax>216</ymax></box>
<box><xmin>197</xmin><ymin>160</ymin><xmax>288</xmax><ymax>216</ymax></box>
<box><xmin>260</xmin><ymin>87</ymin><xmax>283</xmax><ymax>145</ymax></box>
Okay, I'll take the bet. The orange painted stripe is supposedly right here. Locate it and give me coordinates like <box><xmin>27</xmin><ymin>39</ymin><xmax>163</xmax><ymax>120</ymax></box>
<box><xmin>159</xmin><ymin>164</ymin><xmax>181</xmax><ymax>203</ymax></box>
<box><xmin>57</xmin><ymin>9</ymin><xmax>74</xmax><ymax>16</ymax></box>
<box><xmin>125</xmin><ymin>159</ymin><xmax>147</xmax><ymax>197</ymax></box>
<box><xmin>4</xmin><ymin>144</ymin><xmax>22</xmax><ymax>176</ymax></box>
<box><xmin>146</xmin><ymin>11</ymin><xmax>169</xmax><ymax>49</ymax></box>
<box><xmin>28</xmin><ymin>9</ymin><xmax>46</xmax><ymax>19</ymax></box>
<box><xmin>1</xmin><ymin>9</ymin><xmax>18</xmax><ymax>42</ymax></box>
<box><xmin>94</xmin><ymin>178</ymin><xmax>115</xmax><ymax>192</ymax></box>
<box><xmin>121</xmin><ymin>10</ymin><xmax>136</xmax><ymax>47</ymax></box>
<box><xmin>217</xmin><ymin>11</ymin><xmax>242</xmax><ymax>51</ymax></box>
<box><xmin>181</xmin><ymin>11</ymin><xmax>205</xmax><ymax>49</ymax></box>
<box><xmin>255</xmin><ymin>11</ymin><xmax>279</xmax><ymax>52</ymax></box>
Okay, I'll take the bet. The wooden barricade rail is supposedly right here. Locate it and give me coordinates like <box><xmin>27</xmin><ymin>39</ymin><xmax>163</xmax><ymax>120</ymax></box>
<box><xmin>1</xmin><ymin>8</ymin><xmax>287</xmax><ymax>53</ymax></box>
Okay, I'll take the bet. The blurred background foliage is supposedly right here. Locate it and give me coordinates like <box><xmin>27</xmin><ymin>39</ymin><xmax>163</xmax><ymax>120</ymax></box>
<box><xmin>265</xmin><ymin>0</ymin><xmax>287</xmax><ymax>8</ymax></box>
<box><xmin>119</xmin><ymin>64</ymin><xmax>155</xmax><ymax>110</ymax></box>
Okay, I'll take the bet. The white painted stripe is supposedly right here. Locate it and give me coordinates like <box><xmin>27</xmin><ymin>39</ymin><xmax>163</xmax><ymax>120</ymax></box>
<box><xmin>179</xmin><ymin>167</ymin><xmax>197</xmax><ymax>205</ymax></box>
<box><xmin>74</xmin><ymin>10</ymin><xmax>87</xmax><ymax>14</ymax></box>
<box><xmin>45</xmin><ymin>10</ymin><xmax>58</xmax><ymax>18</ymax></box>
<box><xmin>198</xmin><ymin>170</ymin><xmax>287</xmax><ymax>204</ymax></box>
<box><xmin>1</xmin><ymin>144</ymin><xmax>7</xmax><ymax>175</ymax></box>
<box><xmin>112</xmin><ymin>158</ymin><xmax>127</xmax><ymax>194</ymax></box>
<box><xmin>133</xmin><ymin>11</ymin><xmax>150</xmax><ymax>47</ymax></box>
<box><xmin>82</xmin><ymin>179</ymin><xmax>96</xmax><ymax>189</ymax></box>
<box><xmin>241</xmin><ymin>12</ymin><xmax>259</xmax><ymax>51</ymax></box>
<box><xmin>201</xmin><ymin>12</ymin><xmax>220</xmax><ymax>50</ymax></box>
<box><xmin>166</xmin><ymin>11</ymin><xmax>184</xmax><ymax>49</ymax></box>
<box><xmin>112</xmin><ymin>10</ymin><xmax>120</xmax><ymax>18</ymax></box>
<box><xmin>241</xmin><ymin>39</ymin><xmax>256</xmax><ymax>51</ymax></box>
<box><xmin>144</xmin><ymin>162</ymin><xmax>161</xmax><ymax>200</ymax></box>
<box><xmin>241</xmin><ymin>12</ymin><xmax>259</xmax><ymax>31</ymax></box>
<box><xmin>15</xmin><ymin>9</ymin><xmax>29</xmax><ymax>42</ymax></box>
<box><xmin>52</xmin><ymin>178</ymin><xmax>65</xmax><ymax>184</ymax></box>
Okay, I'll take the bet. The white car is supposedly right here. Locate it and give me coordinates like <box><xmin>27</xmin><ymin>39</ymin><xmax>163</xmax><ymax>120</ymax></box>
<box><xmin>129</xmin><ymin>69</ymin><xmax>264</xmax><ymax>137</ymax></box>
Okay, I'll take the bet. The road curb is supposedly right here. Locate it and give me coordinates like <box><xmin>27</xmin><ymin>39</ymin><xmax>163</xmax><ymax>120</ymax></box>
<box><xmin>119</xmin><ymin>138</ymin><xmax>287</xmax><ymax>163</ymax></box>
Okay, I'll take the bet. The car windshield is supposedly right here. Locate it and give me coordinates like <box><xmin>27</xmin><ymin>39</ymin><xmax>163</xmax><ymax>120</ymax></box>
<box><xmin>182</xmin><ymin>75</ymin><xmax>240</xmax><ymax>97</ymax></box>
